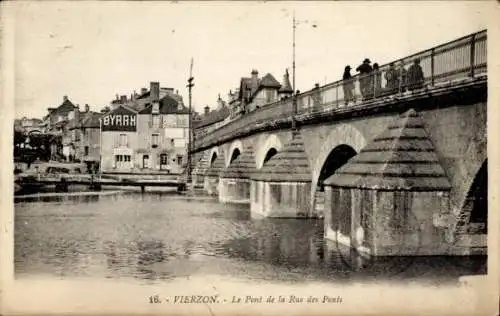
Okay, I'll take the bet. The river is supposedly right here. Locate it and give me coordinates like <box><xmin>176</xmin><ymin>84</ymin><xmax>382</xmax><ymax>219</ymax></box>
<box><xmin>14</xmin><ymin>190</ymin><xmax>486</xmax><ymax>286</ymax></box>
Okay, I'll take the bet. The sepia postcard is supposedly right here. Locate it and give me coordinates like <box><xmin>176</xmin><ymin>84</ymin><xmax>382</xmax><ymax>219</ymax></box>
<box><xmin>1</xmin><ymin>1</ymin><xmax>499</xmax><ymax>315</ymax></box>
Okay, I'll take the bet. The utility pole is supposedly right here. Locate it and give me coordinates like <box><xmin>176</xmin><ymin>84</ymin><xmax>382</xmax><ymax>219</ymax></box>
<box><xmin>186</xmin><ymin>58</ymin><xmax>194</xmax><ymax>186</ymax></box>
<box><xmin>291</xmin><ymin>11</ymin><xmax>317</xmax><ymax>133</ymax></box>
<box><xmin>291</xmin><ymin>11</ymin><xmax>297</xmax><ymax>131</ymax></box>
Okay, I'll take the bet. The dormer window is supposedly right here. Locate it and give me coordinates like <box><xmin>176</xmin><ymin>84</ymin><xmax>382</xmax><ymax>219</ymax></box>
<box><xmin>152</xmin><ymin>102</ymin><xmax>160</xmax><ymax>114</ymax></box>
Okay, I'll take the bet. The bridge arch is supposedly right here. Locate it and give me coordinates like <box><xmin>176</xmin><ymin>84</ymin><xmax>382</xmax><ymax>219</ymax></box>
<box><xmin>310</xmin><ymin>124</ymin><xmax>367</xmax><ymax>213</ymax></box>
<box><xmin>226</xmin><ymin>140</ymin><xmax>243</xmax><ymax>167</ymax></box>
<box><xmin>255</xmin><ymin>134</ymin><xmax>284</xmax><ymax>169</ymax></box>
<box><xmin>457</xmin><ymin>159</ymin><xmax>487</xmax><ymax>234</ymax></box>
<box><xmin>208</xmin><ymin>147</ymin><xmax>220</xmax><ymax>168</ymax></box>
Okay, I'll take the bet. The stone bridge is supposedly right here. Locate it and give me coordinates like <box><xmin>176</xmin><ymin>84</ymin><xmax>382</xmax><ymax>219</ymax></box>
<box><xmin>191</xmin><ymin>30</ymin><xmax>487</xmax><ymax>256</ymax></box>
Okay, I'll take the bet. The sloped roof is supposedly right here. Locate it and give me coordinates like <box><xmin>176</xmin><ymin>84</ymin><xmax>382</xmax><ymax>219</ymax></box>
<box><xmin>139</xmin><ymin>95</ymin><xmax>189</xmax><ymax>114</ymax></box>
<box><xmin>238</xmin><ymin>77</ymin><xmax>253</xmax><ymax>100</ymax></box>
<box><xmin>324</xmin><ymin>109</ymin><xmax>452</xmax><ymax>191</ymax></box>
<box><xmin>251</xmin><ymin>131</ymin><xmax>312</xmax><ymax>182</ymax></box>
<box><xmin>279</xmin><ymin>70</ymin><xmax>293</xmax><ymax>93</ymax></box>
<box><xmin>51</xmin><ymin>99</ymin><xmax>77</xmax><ymax>116</ymax></box>
<box><xmin>108</xmin><ymin>104</ymin><xmax>138</xmax><ymax>115</ymax></box>
<box><xmin>81</xmin><ymin>112</ymin><xmax>102</xmax><ymax>128</ymax></box>
<box><xmin>259</xmin><ymin>73</ymin><xmax>281</xmax><ymax>88</ymax></box>
<box><xmin>206</xmin><ymin>153</ymin><xmax>226</xmax><ymax>177</ymax></box>
<box><xmin>195</xmin><ymin>106</ymin><xmax>231</xmax><ymax>129</ymax></box>
<box><xmin>220</xmin><ymin>146</ymin><xmax>256</xmax><ymax>179</ymax></box>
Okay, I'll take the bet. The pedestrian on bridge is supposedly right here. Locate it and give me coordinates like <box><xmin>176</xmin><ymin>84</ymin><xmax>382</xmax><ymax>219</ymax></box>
<box><xmin>356</xmin><ymin>58</ymin><xmax>373</xmax><ymax>100</ymax></box>
<box><xmin>385</xmin><ymin>62</ymin><xmax>399</xmax><ymax>94</ymax></box>
<box><xmin>372</xmin><ymin>63</ymin><xmax>382</xmax><ymax>97</ymax></box>
<box><xmin>407</xmin><ymin>58</ymin><xmax>425</xmax><ymax>91</ymax></box>
<box><xmin>342</xmin><ymin>65</ymin><xmax>355</xmax><ymax>105</ymax></box>
<box><xmin>398</xmin><ymin>61</ymin><xmax>408</xmax><ymax>93</ymax></box>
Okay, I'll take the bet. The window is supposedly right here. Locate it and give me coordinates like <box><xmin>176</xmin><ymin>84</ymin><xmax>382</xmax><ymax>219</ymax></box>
<box><xmin>177</xmin><ymin>115</ymin><xmax>188</xmax><ymax>128</ymax></box>
<box><xmin>84</xmin><ymin>146</ymin><xmax>89</xmax><ymax>156</ymax></box>
<box><xmin>177</xmin><ymin>155</ymin><xmax>183</xmax><ymax>166</ymax></box>
<box><xmin>114</xmin><ymin>155</ymin><xmax>131</xmax><ymax>168</ymax></box>
<box><xmin>152</xmin><ymin>102</ymin><xmax>160</xmax><ymax>114</ymax></box>
<box><xmin>152</xmin><ymin>115</ymin><xmax>160</xmax><ymax>129</ymax></box>
<box><xmin>119</xmin><ymin>134</ymin><xmax>128</xmax><ymax>147</ymax></box>
<box><xmin>266</xmin><ymin>90</ymin><xmax>274</xmax><ymax>103</ymax></box>
<box><xmin>160</xmin><ymin>154</ymin><xmax>168</xmax><ymax>165</ymax></box>
<box><xmin>152</xmin><ymin>134</ymin><xmax>159</xmax><ymax>148</ymax></box>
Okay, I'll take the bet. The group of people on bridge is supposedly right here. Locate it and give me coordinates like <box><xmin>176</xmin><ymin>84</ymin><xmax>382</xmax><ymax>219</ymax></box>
<box><xmin>342</xmin><ymin>58</ymin><xmax>425</xmax><ymax>105</ymax></box>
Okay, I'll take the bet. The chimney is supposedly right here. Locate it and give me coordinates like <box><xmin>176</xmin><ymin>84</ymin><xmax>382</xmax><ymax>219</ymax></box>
<box><xmin>63</xmin><ymin>95</ymin><xmax>68</xmax><ymax>102</ymax></box>
<box><xmin>150</xmin><ymin>81</ymin><xmax>160</xmax><ymax>102</ymax></box>
<box><xmin>120</xmin><ymin>95</ymin><xmax>127</xmax><ymax>103</ymax></box>
<box><xmin>204</xmin><ymin>106</ymin><xmax>210</xmax><ymax>116</ymax></box>
<box><xmin>84</xmin><ymin>104</ymin><xmax>90</xmax><ymax>112</ymax></box>
<box><xmin>250</xmin><ymin>69</ymin><xmax>259</xmax><ymax>94</ymax></box>
<box><xmin>217</xmin><ymin>94</ymin><xmax>224</xmax><ymax>109</ymax></box>
<box><xmin>141</xmin><ymin>88</ymin><xmax>147</xmax><ymax>95</ymax></box>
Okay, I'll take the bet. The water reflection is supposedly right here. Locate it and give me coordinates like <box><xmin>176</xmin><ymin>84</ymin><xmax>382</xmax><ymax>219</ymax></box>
<box><xmin>14</xmin><ymin>192</ymin><xmax>486</xmax><ymax>284</ymax></box>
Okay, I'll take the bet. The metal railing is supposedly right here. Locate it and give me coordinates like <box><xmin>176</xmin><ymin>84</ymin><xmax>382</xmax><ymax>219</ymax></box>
<box><xmin>194</xmin><ymin>30</ymin><xmax>486</xmax><ymax>151</ymax></box>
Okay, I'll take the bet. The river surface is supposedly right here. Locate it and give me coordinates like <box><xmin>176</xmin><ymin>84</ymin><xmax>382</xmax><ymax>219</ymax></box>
<box><xmin>14</xmin><ymin>191</ymin><xmax>486</xmax><ymax>286</ymax></box>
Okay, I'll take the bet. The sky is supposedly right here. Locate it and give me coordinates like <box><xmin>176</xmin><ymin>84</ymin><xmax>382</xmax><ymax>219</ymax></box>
<box><xmin>8</xmin><ymin>1</ymin><xmax>492</xmax><ymax>119</ymax></box>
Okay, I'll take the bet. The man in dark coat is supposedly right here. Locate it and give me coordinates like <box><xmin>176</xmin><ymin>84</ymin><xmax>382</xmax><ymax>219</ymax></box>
<box><xmin>342</xmin><ymin>65</ymin><xmax>355</xmax><ymax>105</ymax></box>
<box><xmin>356</xmin><ymin>58</ymin><xmax>373</xmax><ymax>99</ymax></box>
<box><xmin>407</xmin><ymin>58</ymin><xmax>425</xmax><ymax>91</ymax></box>
<box><xmin>398</xmin><ymin>61</ymin><xmax>408</xmax><ymax>92</ymax></box>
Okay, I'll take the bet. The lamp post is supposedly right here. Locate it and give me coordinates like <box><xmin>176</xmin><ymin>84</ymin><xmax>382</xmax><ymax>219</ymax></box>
<box><xmin>291</xmin><ymin>11</ymin><xmax>317</xmax><ymax>132</ymax></box>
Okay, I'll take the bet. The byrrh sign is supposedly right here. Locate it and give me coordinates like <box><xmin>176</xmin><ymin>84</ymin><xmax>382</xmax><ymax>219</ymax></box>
<box><xmin>101</xmin><ymin>106</ymin><xmax>137</xmax><ymax>132</ymax></box>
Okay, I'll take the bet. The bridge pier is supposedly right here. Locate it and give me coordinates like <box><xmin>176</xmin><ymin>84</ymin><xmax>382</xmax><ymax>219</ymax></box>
<box><xmin>250</xmin><ymin>180</ymin><xmax>311</xmax><ymax>218</ymax></box>
<box><xmin>219</xmin><ymin>178</ymin><xmax>250</xmax><ymax>204</ymax></box>
<box><xmin>204</xmin><ymin>154</ymin><xmax>225</xmax><ymax>196</ymax></box>
<box><xmin>251</xmin><ymin>132</ymin><xmax>315</xmax><ymax>218</ymax></box>
<box><xmin>204</xmin><ymin>176</ymin><xmax>219</xmax><ymax>196</ymax></box>
<box><xmin>324</xmin><ymin>109</ymin><xmax>454</xmax><ymax>256</ymax></box>
<box><xmin>218</xmin><ymin>146</ymin><xmax>254</xmax><ymax>204</ymax></box>
<box><xmin>192</xmin><ymin>152</ymin><xmax>209</xmax><ymax>189</ymax></box>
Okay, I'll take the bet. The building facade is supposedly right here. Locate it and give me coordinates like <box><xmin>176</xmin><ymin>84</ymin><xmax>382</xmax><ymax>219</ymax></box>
<box><xmin>229</xmin><ymin>69</ymin><xmax>293</xmax><ymax>118</ymax></box>
<box><xmin>42</xmin><ymin>96</ymin><xmax>79</xmax><ymax>161</ymax></box>
<box><xmin>100</xmin><ymin>87</ymin><xmax>190</xmax><ymax>174</ymax></box>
